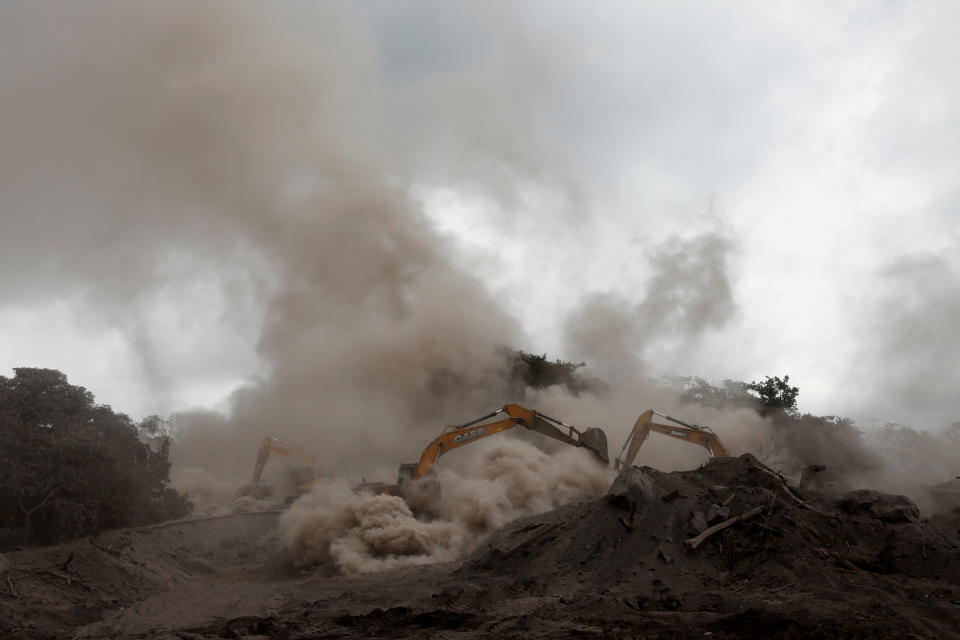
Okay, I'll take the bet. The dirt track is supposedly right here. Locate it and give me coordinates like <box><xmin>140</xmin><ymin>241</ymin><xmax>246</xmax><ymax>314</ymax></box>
<box><xmin>3</xmin><ymin>455</ymin><xmax>959</xmax><ymax>639</ymax></box>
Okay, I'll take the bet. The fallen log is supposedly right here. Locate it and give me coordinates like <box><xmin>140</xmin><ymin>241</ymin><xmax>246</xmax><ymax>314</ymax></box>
<box><xmin>685</xmin><ymin>505</ymin><xmax>765</xmax><ymax>549</ymax></box>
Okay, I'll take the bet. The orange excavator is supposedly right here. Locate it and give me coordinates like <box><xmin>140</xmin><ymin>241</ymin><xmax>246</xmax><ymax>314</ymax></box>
<box><xmin>614</xmin><ymin>410</ymin><xmax>730</xmax><ymax>471</ymax></box>
<box><xmin>360</xmin><ymin>404</ymin><xmax>609</xmax><ymax>510</ymax></box>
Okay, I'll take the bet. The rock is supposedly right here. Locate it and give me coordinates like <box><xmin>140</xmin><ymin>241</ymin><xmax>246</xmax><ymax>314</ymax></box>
<box><xmin>608</xmin><ymin>467</ymin><xmax>660</xmax><ymax>510</ymax></box>
<box><xmin>836</xmin><ymin>490</ymin><xmax>920</xmax><ymax>524</ymax></box>
<box><xmin>707</xmin><ymin>504</ymin><xmax>730</xmax><ymax>524</ymax></box>
<box><xmin>690</xmin><ymin>512</ymin><xmax>708</xmax><ymax>534</ymax></box>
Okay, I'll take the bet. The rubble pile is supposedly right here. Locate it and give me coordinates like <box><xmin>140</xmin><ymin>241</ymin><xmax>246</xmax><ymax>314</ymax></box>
<box><xmin>3</xmin><ymin>455</ymin><xmax>959</xmax><ymax>639</ymax></box>
<box><xmin>463</xmin><ymin>454</ymin><xmax>960</xmax><ymax>638</ymax></box>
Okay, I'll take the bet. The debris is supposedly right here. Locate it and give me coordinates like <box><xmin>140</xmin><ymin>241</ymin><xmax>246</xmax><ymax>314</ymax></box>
<box><xmin>44</xmin><ymin>569</ymin><xmax>91</xmax><ymax>591</ymax></box>
<box><xmin>706</xmin><ymin>504</ymin><xmax>730</xmax><ymax>524</ymax></box>
<box><xmin>690</xmin><ymin>511</ymin><xmax>708</xmax><ymax>534</ymax></box>
<box><xmin>755</xmin><ymin>466</ymin><xmax>835</xmax><ymax>518</ymax></box>
<box><xmin>799</xmin><ymin>465</ymin><xmax>826</xmax><ymax>489</ymax></box>
<box><xmin>685</xmin><ymin>505</ymin><xmax>766</xmax><ymax>549</ymax></box>
<box><xmin>619</xmin><ymin>503</ymin><xmax>638</xmax><ymax>531</ymax></box>
<box><xmin>657</xmin><ymin>545</ymin><xmax>674</xmax><ymax>564</ymax></box>
<box><xmin>836</xmin><ymin>490</ymin><xmax>920</xmax><ymax>524</ymax></box>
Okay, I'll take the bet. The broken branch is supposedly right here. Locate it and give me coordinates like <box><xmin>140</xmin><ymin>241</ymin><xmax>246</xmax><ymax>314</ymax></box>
<box><xmin>43</xmin><ymin>569</ymin><xmax>91</xmax><ymax>591</ymax></box>
<box><xmin>756</xmin><ymin>467</ymin><xmax>835</xmax><ymax>518</ymax></box>
<box><xmin>685</xmin><ymin>505</ymin><xmax>765</xmax><ymax>549</ymax></box>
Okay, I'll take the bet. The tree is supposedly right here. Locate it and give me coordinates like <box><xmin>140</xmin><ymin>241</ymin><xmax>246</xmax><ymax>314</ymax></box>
<box><xmin>679</xmin><ymin>377</ymin><xmax>754</xmax><ymax>410</ymax></box>
<box><xmin>747</xmin><ymin>375</ymin><xmax>799</xmax><ymax>416</ymax></box>
<box><xmin>510</xmin><ymin>351</ymin><xmax>598</xmax><ymax>394</ymax></box>
<box><xmin>0</xmin><ymin>368</ymin><xmax>191</xmax><ymax>547</ymax></box>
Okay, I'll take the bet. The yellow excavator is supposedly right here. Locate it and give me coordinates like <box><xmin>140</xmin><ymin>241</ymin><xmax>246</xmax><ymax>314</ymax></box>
<box><xmin>249</xmin><ymin>436</ymin><xmax>321</xmax><ymax>497</ymax></box>
<box><xmin>360</xmin><ymin>404</ymin><xmax>609</xmax><ymax>510</ymax></box>
<box><xmin>614</xmin><ymin>411</ymin><xmax>827</xmax><ymax>489</ymax></box>
<box><xmin>614</xmin><ymin>410</ymin><xmax>730</xmax><ymax>471</ymax></box>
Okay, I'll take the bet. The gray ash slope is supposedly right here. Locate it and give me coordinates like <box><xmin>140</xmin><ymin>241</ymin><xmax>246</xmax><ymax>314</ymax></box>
<box><xmin>178</xmin><ymin>456</ymin><xmax>960</xmax><ymax>639</ymax></box>
<box><xmin>4</xmin><ymin>455</ymin><xmax>960</xmax><ymax>639</ymax></box>
<box><xmin>457</xmin><ymin>454</ymin><xmax>960</xmax><ymax>639</ymax></box>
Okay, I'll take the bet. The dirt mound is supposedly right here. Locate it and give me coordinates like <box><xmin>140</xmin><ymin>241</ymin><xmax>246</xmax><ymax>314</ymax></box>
<box><xmin>463</xmin><ymin>454</ymin><xmax>960</xmax><ymax>638</ymax></box>
<box><xmin>3</xmin><ymin>456</ymin><xmax>959</xmax><ymax>639</ymax></box>
<box><xmin>0</xmin><ymin>512</ymin><xmax>282</xmax><ymax>639</ymax></box>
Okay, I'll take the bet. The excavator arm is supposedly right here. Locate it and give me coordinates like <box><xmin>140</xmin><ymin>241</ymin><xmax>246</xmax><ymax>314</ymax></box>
<box><xmin>405</xmin><ymin>403</ymin><xmax>609</xmax><ymax>483</ymax></box>
<box><xmin>251</xmin><ymin>436</ymin><xmax>319</xmax><ymax>492</ymax></box>
<box><xmin>615</xmin><ymin>410</ymin><xmax>730</xmax><ymax>471</ymax></box>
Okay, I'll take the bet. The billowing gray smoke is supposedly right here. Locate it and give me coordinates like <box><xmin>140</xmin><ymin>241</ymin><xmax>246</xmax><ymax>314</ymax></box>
<box><xmin>564</xmin><ymin>228</ymin><xmax>737</xmax><ymax>380</ymax></box>
<box><xmin>0</xmin><ymin>2</ymin><xmax>546</xmax><ymax>486</ymax></box>
<box><xmin>4</xmin><ymin>2</ymin><xmax>957</xmax><ymax>571</ymax></box>
<box><xmin>0</xmin><ymin>1</ymin><xmax>795</xmax><ymax>511</ymax></box>
<box><xmin>855</xmin><ymin>248</ymin><xmax>960</xmax><ymax>428</ymax></box>
<box><xmin>279</xmin><ymin>439</ymin><xmax>613</xmax><ymax>574</ymax></box>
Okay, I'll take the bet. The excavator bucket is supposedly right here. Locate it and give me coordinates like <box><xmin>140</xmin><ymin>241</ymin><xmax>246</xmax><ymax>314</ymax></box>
<box><xmin>580</xmin><ymin>427</ymin><xmax>609</xmax><ymax>464</ymax></box>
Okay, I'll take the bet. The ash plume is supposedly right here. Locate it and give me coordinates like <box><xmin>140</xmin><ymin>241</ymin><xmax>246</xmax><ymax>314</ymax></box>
<box><xmin>6</xmin><ymin>1</ymin><xmax>958</xmax><ymax>574</ymax></box>
<box><xmin>278</xmin><ymin>439</ymin><xmax>612</xmax><ymax>574</ymax></box>
<box><xmin>0</xmin><ymin>1</ymin><xmax>547</xmax><ymax>485</ymax></box>
<box><xmin>855</xmin><ymin>248</ymin><xmax>960</xmax><ymax>428</ymax></box>
<box><xmin>564</xmin><ymin>229</ymin><xmax>737</xmax><ymax>380</ymax></box>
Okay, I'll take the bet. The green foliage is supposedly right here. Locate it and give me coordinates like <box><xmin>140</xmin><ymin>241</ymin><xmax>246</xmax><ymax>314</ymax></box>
<box><xmin>0</xmin><ymin>368</ymin><xmax>191</xmax><ymax>547</ymax></box>
<box><xmin>747</xmin><ymin>375</ymin><xmax>800</xmax><ymax>416</ymax></box>
<box><xmin>678</xmin><ymin>373</ymin><xmax>880</xmax><ymax>475</ymax></box>
<box><xmin>681</xmin><ymin>374</ymin><xmax>799</xmax><ymax>417</ymax></box>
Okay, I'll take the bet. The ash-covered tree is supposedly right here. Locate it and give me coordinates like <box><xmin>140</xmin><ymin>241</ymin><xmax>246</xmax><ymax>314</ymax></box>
<box><xmin>679</xmin><ymin>374</ymin><xmax>799</xmax><ymax>417</ymax></box>
<box><xmin>679</xmin><ymin>377</ymin><xmax>753</xmax><ymax>409</ymax></box>
<box><xmin>0</xmin><ymin>368</ymin><xmax>190</xmax><ymax>547</ymax></box>
<box><xmin>510</xmin><ymin>351</ymin><xmax>600</xmax><ymax>395</ymax></box>
<box><xmin>678</xmin><ymin>373</ymin><xmax>879</xmax><ymax>478</ymax></box>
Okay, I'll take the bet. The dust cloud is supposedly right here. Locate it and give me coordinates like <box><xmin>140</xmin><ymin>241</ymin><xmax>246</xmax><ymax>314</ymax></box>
<box><xmin>279</xmin><ymin>482</ymin><xmax>469</xmax><ymax>574</ymax></box>
<box><xmin>4</xmin><ymin>1</ymin><xmax>957</xmax><ymax>574</ymax></box>
<box><xmin>564</xmin><ymin>228</ymin><xmax>737</xmax><ymax>382</ymax></box>
<box><xmin>279</xmin><ymin>439</ymin><xmax>612</xmax><ymax>574</ymax></box>
<box><xmin>854</xmin><ymin>248</ymin><xmax>960</xmax><ymax>428</ymax></box>
<box><xmin>0</xmin><ymin>1</ymin><xmax>540</xmax><ymax>484</ymax></box>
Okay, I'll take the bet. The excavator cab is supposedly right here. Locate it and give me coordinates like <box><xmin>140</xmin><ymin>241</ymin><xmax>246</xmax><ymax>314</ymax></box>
<box><xmin>397</xmin><ymin>463</ymin><xmax>417</xmax><ymax>486</ymax></box>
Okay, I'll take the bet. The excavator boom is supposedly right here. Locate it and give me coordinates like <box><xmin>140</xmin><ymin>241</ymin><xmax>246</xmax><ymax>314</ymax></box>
<box><xmin>405</xmin><ymin>403</ymin><xmax>609</xmax><ymax>482</ymax></box>
<box><xmin>251</xmin><ymin>436</ymin><xmax>320</xmax><ymax>493</ymax></box>
<box><xmin>615</xmin><ymin>410</ymin><xmax>730</xmax><ymax>471</ymax></box>
<box><xmin>354</xmin><ymin>404</ymin><xmax>610</xmax><ymax>516</ymax></box>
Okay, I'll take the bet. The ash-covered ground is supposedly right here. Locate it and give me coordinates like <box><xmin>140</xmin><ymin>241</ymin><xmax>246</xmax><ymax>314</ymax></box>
<box><xmin>2</xmin><ymin>454</ymin><xmax>958</xmax><ymax>640</ymax></box>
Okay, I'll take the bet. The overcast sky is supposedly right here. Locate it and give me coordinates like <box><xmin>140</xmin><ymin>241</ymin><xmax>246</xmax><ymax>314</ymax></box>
<box><xmin>1</xmin><ymin>1</ymin><xmax>958</xmax><ymax>430</ymax></box>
